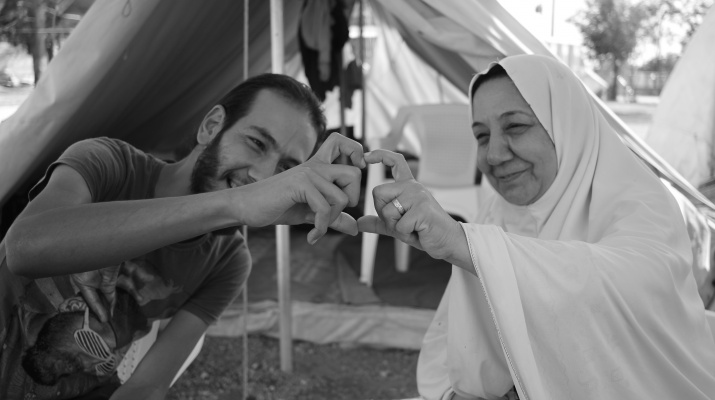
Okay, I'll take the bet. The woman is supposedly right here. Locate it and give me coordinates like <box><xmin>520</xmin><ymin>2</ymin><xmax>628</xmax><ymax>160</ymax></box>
<box><xmin>358</xmin><ymin>54</ymin><xmax>715</xmax><ymax>399</ymax></box>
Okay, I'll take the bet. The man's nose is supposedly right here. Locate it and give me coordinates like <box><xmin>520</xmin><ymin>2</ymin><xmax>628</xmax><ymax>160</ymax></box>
<box><xmin>486</xmin><ymin>132</ymin><xmax>513</xmax><ymax>165</ymax></box>
<box><xmin>248</xmin><ymin>158</ymin><xmax>279</xmax><ymax>182</ymax></box>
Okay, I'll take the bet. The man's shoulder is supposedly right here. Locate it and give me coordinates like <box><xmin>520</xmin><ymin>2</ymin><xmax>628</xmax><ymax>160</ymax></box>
<box><xmin>52</xmin><ymin>137</ymin><xmax>152</xmax><ymax>172</ymax></box>
<box><xmin>207</xmin><ymin>230</ymin><xmax>248</xmax><ymax>252</ymax></box>
<box><xmin>72</xmin><ymin>137</ymin><xmax>144</xmax><ymax>158</ymax></box>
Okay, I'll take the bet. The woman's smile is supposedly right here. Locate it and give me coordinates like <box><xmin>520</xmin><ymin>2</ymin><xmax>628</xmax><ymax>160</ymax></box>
<box><xmin>496</xmin><ymin>169</ymin><xmax>527</xmax><ymax>183</ymax></box>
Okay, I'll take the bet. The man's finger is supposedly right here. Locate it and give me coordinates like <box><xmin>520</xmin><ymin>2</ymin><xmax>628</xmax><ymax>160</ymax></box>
<box><xmin>313</xmin><ymin>133</ymin><xmax>366</xmax><ymax>168</ymax></box>
<box><xmin>100</xmin><ymin>267</ymin><xmax>119</xmax><ymax>317</ymax></box>
<box><xmin>78</xmin><ymin>285</ymin><xmax>109</xmax><ymax>323</ymax></box>
<box><xmin>297</xmin><ymin>179</ymin><xmax>333</xmax><ymax>244</ymax></box>
<box><xmin>308</xmin><ymin>163</ymin><xmax>362</xmax><ymax>207</ymax></box>
<box><xmin>306</xmin><ymin>170</ymin><xmax>351</xmax><ymax>229</ymax></box>
<box><xmin>117</xmin><ymin>275</ymin><xmax>144</xmax><ymax>303</ymax></box>
<box><xmin>327</xmin><ymin>212</ymin><xmax>358</xmax><ymax>236</ymax></box>
<box><xmin>364</xmin><ymin>150</ymin><xmax>414</xmax><ymax>181</ymax></box>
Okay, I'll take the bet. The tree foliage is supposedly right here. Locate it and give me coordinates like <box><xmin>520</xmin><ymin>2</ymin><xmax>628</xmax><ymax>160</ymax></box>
<box><xmin>571</xmin><ymin>0</ymin><xmax>650</xmax><ymax>100</ymax></box>
<box><xmin>639</xmin><ymin>0</ymin><xmax>713</xmax><ymax>51</ymax></box>
<box><xmin>640</xmin><ymin>53</ymin><xmax>680</xmax><ymax>73</ymax></box>
<box><xmin>0</xmin><ymin>0</ymin><xmax>91</xmax><ymax>83</ymax></box>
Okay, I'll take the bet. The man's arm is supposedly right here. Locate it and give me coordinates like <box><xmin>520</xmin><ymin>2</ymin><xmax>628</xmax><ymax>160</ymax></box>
<box><xmin>6</xmin><ymin>135</ymin><xmax>364</xmax><ymax>278</ymax></box>
<box><xmin>5</xmin><ymin>165</ymin><xmax>241</xmax><ymax>277</ymax></box>
<box><xmin>110</xmin><ymin>310</ymin><xmax>208</xmax><ymax>400</ymax></box>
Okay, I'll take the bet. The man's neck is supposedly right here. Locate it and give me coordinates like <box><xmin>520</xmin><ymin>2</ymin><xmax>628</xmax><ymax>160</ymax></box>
<box><xmin>154</xmin><ymin>149</ymin><xmax>200</xmax><ymax>198</ymax></box>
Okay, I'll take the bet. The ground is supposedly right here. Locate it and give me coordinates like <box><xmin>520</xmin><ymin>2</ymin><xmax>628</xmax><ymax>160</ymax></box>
<box><xmin>167</xmin><ymin>334</ymin><xmax>420</xmax><ymax>400</ymax></box>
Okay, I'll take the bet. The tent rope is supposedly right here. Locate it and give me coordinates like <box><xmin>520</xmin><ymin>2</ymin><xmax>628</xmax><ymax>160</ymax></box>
<box><xmin>242</xmin><ymin>2</ymin><xmax>250</xmax><ymax>400</ymax></box>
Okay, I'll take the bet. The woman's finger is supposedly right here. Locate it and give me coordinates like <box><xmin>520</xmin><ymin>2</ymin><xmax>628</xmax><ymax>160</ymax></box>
<box><xmin>357</xmin><ymin>215</ymin><xmax>390</xmax><ymax>236</ymax></box>
<box><xmin>364</xmin><ymin>149</ymin><xmax>414</xmax><ymax>181</ymax></box>
<box><xmin>378</xmin><ymin>195</ymin><xmax>404</xmax><ymax>234</ymax></box>
<box><xmin>370</xmin><ymin>181</ymin><xmax>414</xmax><ymax>216</ymax></box>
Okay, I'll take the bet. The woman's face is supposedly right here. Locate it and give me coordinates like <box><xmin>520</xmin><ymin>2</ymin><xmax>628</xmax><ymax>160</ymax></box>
<box><xmin>472</xmin><ymin>75</ymin><xmax>557</xmax><ymax>205</ymax></box>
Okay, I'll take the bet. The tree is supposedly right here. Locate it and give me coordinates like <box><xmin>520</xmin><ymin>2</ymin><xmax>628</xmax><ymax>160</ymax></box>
<box><xmin>640</xmin><ymin>0</ymin><xmax>713</xmax><ymax>55</ymax></box>
<box><xmin>0</xmin><ymin>0</ymin><xmax>49</xmax><ymax>84</ymax></box>
<box><xmin>572</xmin><ymin>0</ymin><xmax>650</xmax><ymax>100</ymax></box>
<box><xmin>640</xmin><ymin>53</ymin><xmax>680</xmax><ymax>73</ymax></box>
<box><xmin>0</xmin><ymin>0</ymin><xmax>92</xmax><ymax>84</ymax></box>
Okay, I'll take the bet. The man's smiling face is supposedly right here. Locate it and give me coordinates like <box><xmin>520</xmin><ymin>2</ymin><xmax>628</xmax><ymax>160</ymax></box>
<box><xmin>191</xmin><ymin>89</ymin><xmax>318</xmax><ymax>193</ymax></box>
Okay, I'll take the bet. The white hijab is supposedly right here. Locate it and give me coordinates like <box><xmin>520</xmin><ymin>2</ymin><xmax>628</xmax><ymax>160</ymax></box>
<box><xmin>417</xmin><ymin>55</ymin><xmax>715</xmax><ymax>399</ymax></box>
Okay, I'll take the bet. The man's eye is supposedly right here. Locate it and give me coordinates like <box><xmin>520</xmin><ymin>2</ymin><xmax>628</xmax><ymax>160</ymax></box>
<box><xmin>278</xmin><ymin>162</ymin><xmax>295</xmax><ymax>172</ymax></box>
<box><xmin>250</xmin><ymin>138</ymin><xmax>266</xmax><ymax>151</ymax></box>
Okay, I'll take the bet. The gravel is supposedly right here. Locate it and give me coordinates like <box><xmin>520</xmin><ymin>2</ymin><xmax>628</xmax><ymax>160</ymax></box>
<box><xmin>167</xmin><ymin>333</ymin><xmax>420</xmax><ymax>400</ymax></box>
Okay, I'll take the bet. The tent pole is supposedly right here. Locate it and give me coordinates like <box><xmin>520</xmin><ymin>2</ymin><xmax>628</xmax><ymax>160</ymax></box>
<box><xmin>270</xmin><ymin>0</ymin><xmax>293</xmax><ymax>374</ymax></box>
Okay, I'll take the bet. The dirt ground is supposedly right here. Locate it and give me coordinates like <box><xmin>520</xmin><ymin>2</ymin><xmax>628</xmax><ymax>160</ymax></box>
<box><xmin>167</xmin><ymin>334</ymin><xmax>420</xmax><ymax>400</ymax></box>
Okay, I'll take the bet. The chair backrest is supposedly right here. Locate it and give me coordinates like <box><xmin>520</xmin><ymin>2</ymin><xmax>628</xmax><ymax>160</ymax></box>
<box><xmin>392</xmin><ymin>104</ymin><xmax>477</xmax><ymax>188</ymax></box>
<box><xmin>706</xmin><ymin>310</ymin><xmax>715</xmax><ymax>343</ymax></box>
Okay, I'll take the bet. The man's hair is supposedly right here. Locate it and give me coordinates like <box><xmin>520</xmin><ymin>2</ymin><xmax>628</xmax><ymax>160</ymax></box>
<box><xmin>22</xmin><ymin>311</ymin><xmax>85</xmax><ymax>386</ymax></box>
<box><xmin>181</xmin><ymin>73</ymin><xmax>328</xmax><ymax>157</ymax></box>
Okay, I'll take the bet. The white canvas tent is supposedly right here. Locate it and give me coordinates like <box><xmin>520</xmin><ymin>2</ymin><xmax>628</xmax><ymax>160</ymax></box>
<box><xmin>645</xmin><ymin>6</ymin><xmax>715</xmax><ymax>189</ymax></box>
<box><xmin>0</xmin><ymin>0</ymin><xmax>714</xmax><ymax>352</ymax></box>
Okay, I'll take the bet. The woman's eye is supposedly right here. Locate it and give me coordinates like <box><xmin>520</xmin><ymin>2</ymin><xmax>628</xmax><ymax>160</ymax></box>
<box><xmin>506</xmin><ymin>123</ymin><xmax>528</xmax><ymax>133</ymax></box>
<box><xmin>475</xmin><ymin>133</ymin><xmax>489</xmax><ymax>144</ymax></box>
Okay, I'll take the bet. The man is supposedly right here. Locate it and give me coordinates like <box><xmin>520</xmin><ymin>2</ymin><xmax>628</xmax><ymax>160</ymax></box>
<box><xmin>0</xmin><ymin>73</ymin><xmax>365</xmax><ymax>399</ymax></box>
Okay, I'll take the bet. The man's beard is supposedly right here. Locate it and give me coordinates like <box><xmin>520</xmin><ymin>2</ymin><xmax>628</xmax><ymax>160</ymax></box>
<box><xmin>190</xmin><ymin>134</ymin><xmax>222</xmax><ymax>195</ymax></box>
<box><xmin>190</xmin><ymin>134</ymin><xmax>241</xmax><ymax>237</ymax></box>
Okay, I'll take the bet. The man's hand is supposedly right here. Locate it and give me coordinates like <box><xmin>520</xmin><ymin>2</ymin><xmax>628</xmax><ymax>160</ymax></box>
<box><xmin>230</xmin><ymin>133</ymin><xmax>366</xmax><ymax>244</ymax></box>
<box><xmin>71</xmin><ymin>265</ymin><xmax>120</xmax><ymax>323</ymax></box>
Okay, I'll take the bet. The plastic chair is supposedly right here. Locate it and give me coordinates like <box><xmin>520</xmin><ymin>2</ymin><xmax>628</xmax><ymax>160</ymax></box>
<box><xmin>360</xmin><ymin>104</ymin><xmax>484</xmax><ymax>286</ymax></box>
<box><xmin>706</xmin><ymin>310</ymin><xmax>715</xmax><ymax>343</ymax></box>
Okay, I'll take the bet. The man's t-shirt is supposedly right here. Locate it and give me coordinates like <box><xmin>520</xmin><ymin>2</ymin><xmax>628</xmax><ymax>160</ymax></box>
<box><xmin>0</xmin><ymin>137</ymin><xmax>251</xmax><ymax>399</ymax></box>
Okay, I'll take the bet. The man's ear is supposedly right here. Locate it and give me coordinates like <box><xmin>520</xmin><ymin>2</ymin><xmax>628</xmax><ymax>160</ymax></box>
<box><xmin>197</xmin><ymin>105</ymin><xmax>227</xmax><ymax>146</ymax></box>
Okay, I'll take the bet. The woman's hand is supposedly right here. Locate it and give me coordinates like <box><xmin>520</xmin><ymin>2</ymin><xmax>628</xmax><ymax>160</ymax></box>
<box><xmin>357</xmin><ymin>150</ymin><xmax>469</xmax><ymax>264</ymax></box>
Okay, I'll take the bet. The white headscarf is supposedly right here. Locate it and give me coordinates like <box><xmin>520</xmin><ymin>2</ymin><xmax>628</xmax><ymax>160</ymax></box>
<box><xmin>417</xmin><ymin>55</ymin><xmax>715</xmax><ymax>399</ymax></box>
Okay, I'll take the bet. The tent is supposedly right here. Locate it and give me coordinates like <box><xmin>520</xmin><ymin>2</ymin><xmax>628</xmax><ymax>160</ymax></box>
<box><xmin>644</xmin><ymin>6</ymin><xmax>715</xmax><ymax>190</ymax></box>
<box><xmin>1</xmin><ymin>0</ymin><xmax>714</xmax><ymax>351</ymax></box>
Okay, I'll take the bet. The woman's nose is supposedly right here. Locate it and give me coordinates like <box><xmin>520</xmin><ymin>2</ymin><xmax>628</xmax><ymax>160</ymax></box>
<box><xmin>486</xmin><ymin>132</ymin><xmax>513</xmax><ymax>165</ymax></box>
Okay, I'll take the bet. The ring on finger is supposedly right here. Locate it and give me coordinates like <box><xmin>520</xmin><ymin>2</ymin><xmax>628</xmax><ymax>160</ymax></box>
<box><xmin>392</xmin><ymin>198</ymin><xmax>406</xmax><ymax>216</ymax></box>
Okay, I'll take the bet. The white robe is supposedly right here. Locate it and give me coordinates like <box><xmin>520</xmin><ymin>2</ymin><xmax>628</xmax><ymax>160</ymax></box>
<box><xmin>417</xmin><ymin>55</ymin><xmax>715</xmax><ymax>400</ymax></box>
